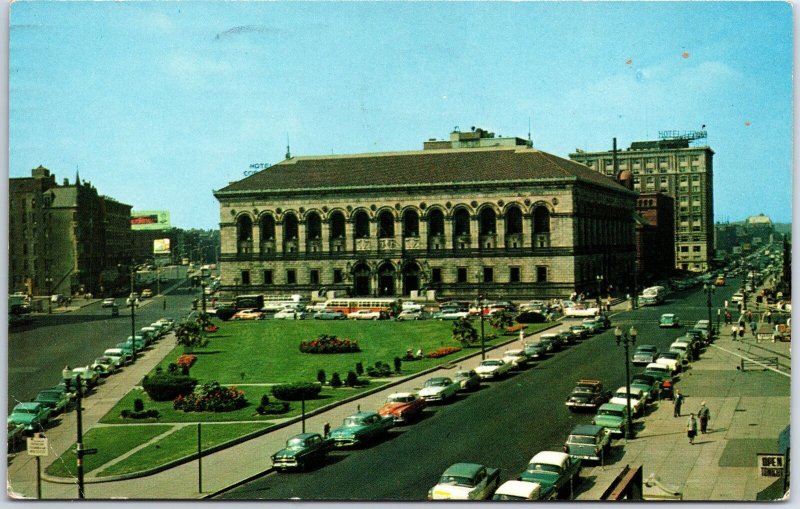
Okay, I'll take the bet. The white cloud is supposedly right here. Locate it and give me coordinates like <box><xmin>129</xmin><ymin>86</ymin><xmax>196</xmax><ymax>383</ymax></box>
<box><xmin>163</xmin><ymin>50</ymin><xmax>233</xmax><ymax>80</ymax></box>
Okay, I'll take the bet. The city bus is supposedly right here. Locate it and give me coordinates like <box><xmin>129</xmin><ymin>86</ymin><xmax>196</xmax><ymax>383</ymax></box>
<box><xmin>261</xmin><ymin>294</ymin><xmax>309</xmax><ymax>312</ymax></box>
<box><xmin>639</xmin><ymin>286</ymin><xmax>667</xmax><ymax>306</ymax></box>
<box><xmin>322</xmin><ymin>298</ymin><xmax>398</xmax><ymax>315</ymax></box>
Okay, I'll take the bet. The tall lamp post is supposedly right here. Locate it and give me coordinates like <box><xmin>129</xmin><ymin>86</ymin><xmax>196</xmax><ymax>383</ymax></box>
<box><xmin>614</xmin><ymin>325</ymin><xmax>638</xmax><ymax>439</ymax></box>
<box><xmin>200</xmin><ymin>268</ymin><xmax>209</xmax><ymax>315</ymax></box>
<box><xmin>62</xmin><ymin>367</ymin><xmax>85</xmax><ymax>499</ymax></box>
<box><xmin>45</xmin><ymin>276</ymin><xmax>53</xmax><ymax>314</ymax></box>
<box><xmin>703</xmin><ymin>283</ymin><xmax>715</xmax><ymax>341</ymax></box>
<box><xmin>478</xmin><ymin>293</ymin><xmax>486</xmax><ymax>360</ymax></box>
<box><xmin>126</xmin><ymin>269</ymin><xmax>138</xmax><ymax>362</ymax></box>
<box><xmin>596</xmin><ymin>275</ymin><xmax>603</xmax><ymax>309</ymax></box>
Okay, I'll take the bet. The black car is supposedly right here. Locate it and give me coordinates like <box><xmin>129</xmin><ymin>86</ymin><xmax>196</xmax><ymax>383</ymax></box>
<box><xmin>565</xmin><ymin>380</ymin><xmax>611</xmax><ymax>412</ymax></box>
<box><xmin>538</xmin><ymin>334</ymin><xmax>562</xmax><ymax>352</ymax></box>
<box><xmin>523</xmin><ymin>341</ymin><xmax>549</xmax><ymax>360</ymax></box>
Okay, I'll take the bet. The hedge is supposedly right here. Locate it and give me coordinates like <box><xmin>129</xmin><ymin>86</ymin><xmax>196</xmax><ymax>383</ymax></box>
<box><xmin>142</xmin><ymin>373</ymin><xmax>198</xmax><ymax>401</ymax></box>
<box><xmin>271</xmin><ymin>382</ymin><xmax>322</xmax><ymax>401</ymax></box>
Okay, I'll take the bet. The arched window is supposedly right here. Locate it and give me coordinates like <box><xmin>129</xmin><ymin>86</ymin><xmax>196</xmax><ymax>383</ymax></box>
<box><xmin>329</xmin><ymin>211</ymin><xmax>345</xmax><ymax>240</ymax></box>
<box><xmin>428</xmin><ymin>209</ymin><xmax>445</xmax><ymax>236</ymax></box>
<box><xmin>533</xmin><ymin>206</ymin><xmax>551</xmax><ymax>233</ymax></box>
<box><xmin>479</xmin><ymin>208</ymin><xmax>497</xmax><ymax>235</ymax></box>
<box><xmin>403</xmin><ymin>210</ymin><xmax>419</xmax><ymax>237</ymax></box>
<box><xmin>283</xmin><ymin>213</ymin><xmax>298</xmax><ymax>240</ymax></box>
<box><xmin>453</xmin><ymin>208</ymin><xmax>471</xmax><ymax>236</ymax></box>
<box><xmin>306</xmin><ymin>212</ymin><xmax>322</xmax><ymax>239</ymax></box>
<box><xmin>260</xmin><ymin>215</ymin><xmax>275</xmax><ymax>240</ymax></box>
<box><xmin>505</xmin><ymin>206</ymin><xmax>523</xmax><ymax>234</ymax></box>
<box><xmin>237</xmin><ymin>215</ymin><xmax>253</xmax><ymax>241</ymax></box>
<box><xmin>377</xmin><ymin>210</ymin><xmax>394</xmax><ymax>238</ymax></box>
<box><xmin>354</xmin><ymin>210</ymin><xmax>370</xmax><ymax>238</ymax></box>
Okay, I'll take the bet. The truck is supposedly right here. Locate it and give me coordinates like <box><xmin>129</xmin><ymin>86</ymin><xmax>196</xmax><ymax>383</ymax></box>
<box><xmin>518</xmin><ymin>451</ymin><xmax>581</xmax><ymax>499</ymax></box>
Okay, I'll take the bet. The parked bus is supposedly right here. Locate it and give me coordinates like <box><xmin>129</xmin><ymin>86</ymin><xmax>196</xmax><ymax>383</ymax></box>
<box><xmin>639</xmin><ymin>286</ymin><xmax>667</xmax><ymax>306</ymax></box>
<box><xmin>234</xmin><ymin>294</ymin><xmax>265</xmax><ymax>311</ymax></box>
<box><xmin>323</xmin><ymin>298</ymin><xmax>398</xmax><ymax>315</ymax></box>
<box><xmin>261</xmin><ymin>294</ymin><xmax>309</xmax><ymax>312</ymax></box>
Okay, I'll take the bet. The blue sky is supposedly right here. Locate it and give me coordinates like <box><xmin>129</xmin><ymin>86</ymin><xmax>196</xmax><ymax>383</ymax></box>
<box><xmin>9</xmin><ymin>1</ymin><xmax>794</xmax><ymax>229</ymax></box>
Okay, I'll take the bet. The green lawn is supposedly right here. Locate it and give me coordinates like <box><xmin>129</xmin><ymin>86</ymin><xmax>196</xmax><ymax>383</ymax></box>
<box><xmin>62</xmin><ymin>319</ymin><xmax>552</xmax><ymax>478</ymax></box>
<box><xmin>97</xmin><ymin>422</ymin><xmax>268</xmax><ymax>477</ymax></box>
<box><xmin>45</xmin><ymin>425</ymin><xmax>172</xmax><ymax>477</ymax></box>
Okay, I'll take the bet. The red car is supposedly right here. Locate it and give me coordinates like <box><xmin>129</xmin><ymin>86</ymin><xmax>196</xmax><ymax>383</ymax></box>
<box><xmin>377</xmin><ymin>392</ymin><xmax>427</xmax><ymax>424</ymax></box>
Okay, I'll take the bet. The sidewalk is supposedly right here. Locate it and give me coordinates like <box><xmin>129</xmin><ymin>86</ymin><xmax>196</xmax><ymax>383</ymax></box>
<box><xmin>577</xmin><ymin>333</ymin><xmax>791</xmax><ymax>501</ymax></box>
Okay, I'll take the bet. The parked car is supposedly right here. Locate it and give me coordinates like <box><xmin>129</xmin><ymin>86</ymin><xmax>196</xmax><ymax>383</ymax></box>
<box><xmin>140</xmin><ymin>288</ymin><xmax>153</xmax><ymax>298</ymax></box>
<box><xmin>103</xmin><ymin>347</ymin><xmax>132</xmax><ymax>366</ymax></box>
<box><xmin>419</xmin><ymin>377</ymin><xmax>460</xmax><ymax>402</ymax></box>
<box><xmin>523</xmin><ymin>341</ymin><xmax>549</xmax><ymax>360</ymax></box>
<box><xmin>396</xmin><ymin>309</ymin><xmax>423</xmax><ymax>321</ymax></box>
<box><xmin>492</xmin><ymin>480</ymin><xmax>554</xmax><ymax>501</ymax></box>
<box><xmin>34</xmin><ymin>389</ymin><xmax>71</xmax><ymax>414</ymax></box>
<box><xmin>564</xmin><ymin>424</ymin><xmax>612</xmax><ymax>463</ymax></box>
<box><xmin>453</xmin><ymin>369</ymin><xmax>481</xmax><ymax>391</ymax></box>
<box><xmin>631</xmin><ymin>373</ymin><xmax>659</xmax><ymax>402</ymax></box>
<box><xmin>669</xmin><ymin>340</ymin><xmax>694</xmax><ymax>362</ymax></box>
<box><xmin>501</xmin><ymin>349</ymin><xmax>531</xmax><ymax>368</ymax></box>
<box><xmin>377</xmin><ymin>392</ymin><xmax>427</xmax><ymax>424</ymax></box>
<box><xmin>519</xmin><ymin>451</ymin><xmax>581</xmax><ymax>499</ymax></box>
<box><xmin>581</xmin><ymin>318</ymin><xmax>603</xmax><ymax>333</ymax></box>
<box><xmin>313</xmin><ymin>310</ymin><xmax>346</xmax><ymax>320</ymax></box>
<box><xmin>8</xmin><ymin>402</ymin><xmax>51</xmax><ymax>433</ymax></box>
<box><xmin>609</xmin><ymin>386</ymin><xmax>646</xmax><ymax>416</ymax></box>
<box><xmin>659</xmin><ymin>313</ymin><xmax>681</xmax><ymax>328</ymax></box>
<box><xmin>233</xmin><ymin>308</ymin><xmax>264</xmax><ymax>320</ymax></box>
<box><xmin>655</xmin><ymin>352</ymin><xmax>682</xmax><ymax>374</ymax></box>
<box><xmin>274</xmin><ymin>309</ymin><xmax>307</xmax><ymax>320</ymax></box>
<box><xmin>435</xmin><ymin>309</ymin><xmax>470</xmax><ymax>320</ymax></box>
<box><xmin>91</xmin><ymin>356</ymin><xmax>119</xmax><ymax>376</ymax></box>
<box><xmin>72</xmin><ymin>366</ymin><xmax>100</xmax><ymax>388</ymax></box>
<box><xmin>643</xmin><ymin>363</ymin><xmax>673</xmax><ymax>384</ymax></box>
<box><xmin>428</xmin><ymin>463</ymin><xmax>501</xmax><ymax>500</ymax></box>
<box><xmin>565</xmin><ymin>380</ymin><xmax>610</xmax><ymax>411</ymax></box>
<box><xmin>631</xmin><ymin>345</ymin><xmax>659</xmax><ymax>365</ymax></box>
<box><xmin>474</xmin><ymin>358</ymin><xmax>513</xmax><ymax>380</ymax></box>
<box><xmin>347</xmin><ymin>310</ymin><xmax>382</xmax><ymax>320</ymax></box>
<box><xmin>328</xmin><ymin>411</ymin><xmax>394</xmax><ymax>448</ymax></box>
<box><xmin>568</xmin><ymin>324</ymin><xmax>590</xmax><ymax>339</ymax></box>
<box><xmin>8</xmin><ymin>422</ymin><xmax>26</xmax><ymax>451</ymax></box>
<box><xmin>271</xmin><ymin>432</ymin><xmax>333</xmax><ymax>472</ymax></box>
<box><xmin>101</xmin><ymin>298</ymin><xmax>116</xmax><ymax>308</ymax></box>
<box><xmin>538</xmin><ymin>334</ymin><xmax>562</xmax><ymax>352</ymax></box>
<box><xmin>592</xmin><ymin>403</ymin><xmax>631</xmax><ymax>437</ymax></box>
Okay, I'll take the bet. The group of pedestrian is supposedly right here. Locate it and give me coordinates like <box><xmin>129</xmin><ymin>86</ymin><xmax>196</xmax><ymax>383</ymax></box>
<box><xmin>685</xmin><ymin>402</ymin><xmax>712</xmax><ymax>445</ymax></box>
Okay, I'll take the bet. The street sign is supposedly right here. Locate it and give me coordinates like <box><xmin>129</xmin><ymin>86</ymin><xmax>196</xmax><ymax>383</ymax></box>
<box><xmin>757</xmin><ymin>453</ymin><xmax>785</xmax><ymax>477</ymax></box>
<box><xmin>82</xmin><ymin>448</ymin><xmax>98</xmax><ymax>455</ymax></box>
<box><xmin>26</xmin><ymin>435</ymin><xmax>48</xmax><ymax>457</ymax></box>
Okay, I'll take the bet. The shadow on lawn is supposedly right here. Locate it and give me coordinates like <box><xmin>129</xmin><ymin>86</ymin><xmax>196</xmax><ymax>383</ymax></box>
<box><xmin>193</xmin><ymin>350</ymin><xmax>224</xmax><ymax>355</ymax></box>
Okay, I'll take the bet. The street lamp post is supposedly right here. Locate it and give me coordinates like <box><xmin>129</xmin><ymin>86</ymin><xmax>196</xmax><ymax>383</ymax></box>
<box><xmin>596</xmin><ymin>275</ymin><xmax>603</xmax><ymax>309</ymax></box>
<box><xmin>614</xmin><ymin>325</ymin><xmax>638</xmax><ymax>439</ymax></box>
<box><xmin>127</xmin><ymin>269</ymin><xmax>138</xmax><ymax>362</ymax></box>
<box><xmin>62</xmin><ymin>367</ymin><xmax>85</xmax><ymax>499</ymax></box>
<box><xmin>478</xmin><ymin>293</ymin><xmax>486</xmax><ymax>360</ymax></box>
<box><xmin>703</xmin><ymin>283</ymin><xmax>715</xmax><ymax>341</ymax></box>
<box><xmin>45</xmin><ymin>276</ymin><xmax>53</xmax><ymax>314</ymax></box>
<box><xmin>200</xmin><ymin>268</ymin><xmax>209</xmax><ymax>315</ymax></box>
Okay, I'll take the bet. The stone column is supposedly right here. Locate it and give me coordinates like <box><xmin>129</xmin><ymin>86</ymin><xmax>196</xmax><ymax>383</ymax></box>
<box><xmin>321</xmin><ymin>221</ymin><xmax>330</xmax><ymax>253</ymax></box>
<box><xmin>445</xmin><ymin>218</ymin><xmax>454</xmax><ymax>250</ymax></box>
<box><xmin>275</xmin><ymin>222</ymin><xmax>284</xmax><ymax>254</ymax></box>
<box><xmin>497</xmin><ymin>215</ymin><xmax>506</xmax><ymax>250</ymax></box>
<box><xmin>418</xmin><ymin>217</ymin><xmax>428</xmax><ymax>250</ymax></box>
<box><xmin>252</xmin><ymin>217</ymin><xmax>261</xmax><ymax>254</ymax></box>
<box><xmin>345</xmin><ymin>220</ymin><xmax>354</xmax><ymax>252</ymax></box>
<box><xmin>297</xmin><ymin>220</ymin><xmax>307</xmax><ymax>253</ymax></box>
<box><xmin>470</xmin><ymin>216</ymin><xmax>479</xmax><ymax>249</ymax></box>
<box><xmin>522</xmin><ymin>214</ymin><xmax>532</xmax><ymax>249</ymax></box>
<box><xmin>393</xmin><ymin>218</ymin><xmax>402</xmax><ymax>252</ymax></box>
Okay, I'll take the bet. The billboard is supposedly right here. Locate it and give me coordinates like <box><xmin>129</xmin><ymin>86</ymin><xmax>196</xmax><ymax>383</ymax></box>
<box><xmin>153</xmin><ymin>238</ymin><xmax>171</xmax><ymax>255</ymax></box>
<box><xmin>131</xmin><ymin>210</ymin><xmax>170</xmax><ymax>231</ymax></box>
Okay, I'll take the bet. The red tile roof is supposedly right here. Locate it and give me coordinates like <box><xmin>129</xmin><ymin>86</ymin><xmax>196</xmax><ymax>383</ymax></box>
<box><xmin>216</xmin><ymin>147</ymin><xmax>627</xmax><ymax>194</ymax></box>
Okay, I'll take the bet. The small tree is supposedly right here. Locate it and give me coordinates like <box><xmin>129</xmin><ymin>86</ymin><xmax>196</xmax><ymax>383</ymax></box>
<box><xmin>133</xmin><ymin>398</ymin><xmax>144</xmax><ymax>412</ymax></box>
<box><xmin>393</xmin><ymin>356</ymin><xmax>402</xmax><ymax>373</ymax></box>
<box><xmin>489</xmin><ymin>310</ymin><xmax>515</xmax><ymax>331</ymax></box>
<box><xmin>260</xmin><ymin>394</ymin><xmax>270</xmax><ymax>406</ymax></box>
<box><xmin>389</xmin><ymin>299</ymin><xmax>403</xmax><ymax>318</ymax></box>
<box><xmin>355</xmin><ymin>362</ymin><xmax>364</xmax><ymax>376</ymax></box>
<box><xmin>167</xmin><ymin>363</ymin><xmax>179</xmax><ymax>375</ymax></box>
<box><xmin>452</xmin><ymin>317</ymin><xmax>478</xmax><ymax>346</ymax></box>
<box><xmin>317</xmin><ymin>369</ymin><xmax>327</xmax><ymax>385</ymax></box>
<box><xmin>346</xmin><ymin>371</ymin><xmax>359</xmax><ymax>387</ymax></box>
<box><xmin>175</xmin><ymin>318</ymin><xmax>209</xmax><ymax>349</ymax></box>
<box><xmin>330</xmin><ymin>372</ymin><xmax>343</xmax><ymax>388</ymax></box>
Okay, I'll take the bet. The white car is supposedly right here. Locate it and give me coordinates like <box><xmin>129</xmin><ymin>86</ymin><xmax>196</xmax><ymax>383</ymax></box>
<box><xmin>436</xmin><ymin>310</ymin><xmax>470</xmax><ymax>320</ymax></box>
<box><xmin>474</xmin><ymin>358</ymin><xmax>513</xmax><ymax>379</ymax></box>
<box><xmin>731</xmin><ymin>292</ymin><xmax>744</xmax><ymax>303</ymax></box>
<box><xmin>346</xmin><ymin>310</ymin><xmax>382</xmax><ymax>320</ymax></box>
<box><xmin>563</xmin><ymin>305</ymin><xmax>600</xmax><ymax>317</ymax></box>
<box><xmin>654</xmin><ymin>354</ymin><xmax>681</xmax><ymax>375</ymax></box>
<box><xmin>493</xmin><ymin>480</ymin><xmax>551</xmax><ymax>501</ymax></box>
<box><xmin>418</xmin><ymin>377</ymin><xmax>460</xmax><ymax>402</ymax></box>
<box><xmin>397</xmin><ymin>309</ymin><xmax>423</xmax><ymax>320</ymax></box>
<box><xmin>609</xmin><ymin>386</ymin><xmax>645</xmax><ymax>416</ymax></box>
<box><xmin>669</xmin><ymin>340</ymin><xmax>694</xmax><ymax>361</ymax></box>
<box><xmin>502</xmin><ymin>349</ymin><xmax>530</xmax><ymax>368</ymax></box>
<box><xmin>274</xmin><ymin>309</ymin><xmax>306</xmax><ymax>320</ymax></box>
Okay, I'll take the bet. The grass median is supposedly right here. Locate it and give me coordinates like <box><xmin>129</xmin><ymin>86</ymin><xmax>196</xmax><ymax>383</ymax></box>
<box><xmin>51</xmin><ymin>318</ymin><xmax>550</xmax><ymax>477</ymax></box>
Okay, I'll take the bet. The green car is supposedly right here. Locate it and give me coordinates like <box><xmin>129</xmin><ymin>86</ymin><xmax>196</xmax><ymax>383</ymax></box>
<box><xmin>564</xmin><ymin>424</ymin><xmax>612</xmax><ymax>462</ymax></box>
<box><xmin>592</xmin><ymin>403</ymin><xmax>630</xmax><ymax>437</ymax></box>
<box><xmin>8</xmin><ymin>402</ymin><xmax>51</xmax><ymax>433</ymax></box>
<box><xmin>659</xmin><ymin>313</ymin><xmax>681</xmax><ymax>328</ymax></box>
<box><xmin>328</xmin><ymin>411</ymin><xmax>394</xmax><ymax>447</ymax></box>
<box><xmin>34</xmin><ymin>388</ymin><xmax>71</xmax><ymax>414</ymax></box>
<box><xmin>271</xmin><ymin>432</ymin><xmax>333</xmax><ymax>471</ymax></box>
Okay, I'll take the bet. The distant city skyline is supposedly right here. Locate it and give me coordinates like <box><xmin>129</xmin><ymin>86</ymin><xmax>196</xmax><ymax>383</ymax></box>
<box><xmin>9</xmin><ymin>1</ymin><xmax>793</xmax><ymax>229</ymax></box>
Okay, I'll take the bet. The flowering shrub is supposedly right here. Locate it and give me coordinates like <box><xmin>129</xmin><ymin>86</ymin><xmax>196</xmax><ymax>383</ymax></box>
<box><xmin>426</xmin><ymin>347</ymin><xmax>462</xmax><ymax>359</ymax></box>
<box><xmin>299</xmin><ymin>334</ymin><xmax>360</xmax><ymax>354</ymax></box>
<box><xmin>173</xmin><ymin>381</ymin><xmax>248</xmax><ymax>412</ymax></box>
<box><xmin>176</xmin><ymin>354</ymin><xmax>197</xmax><ymax>369</ymax></box>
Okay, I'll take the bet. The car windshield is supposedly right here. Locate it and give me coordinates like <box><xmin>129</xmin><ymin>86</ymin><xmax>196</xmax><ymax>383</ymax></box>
<box><xmin>16</xmin><ymin>407</ymin><xmax>38</xmax><ymax>414</ymax></box>
<box><xmin>438</xmin><ymin>475</ymin><xmax>474</xmax><ymax>487</ymax></box>
<box><xmin>599</xmin><ymin>409</ymin><xmax>624</xmax><ymax>417</ymax></box>
<box><xmin>481</xmin><ymin>360</ymin><xmax>501</xmax><ymax>367</ymax></box>
<box><xmin>36</xmin><ymin>392</ymin><xmax>59</xmax><ymax>400</ymax></box>
<box><xmin>343</xmin><ymin>417</ymin><xmax>366</xmax><ymax>427</ymax></box>
<box><xmin>286</xmin><ymin>438</ymin><xmax>308</xmax><ymax>448</ymax></box>
<box><xmin>425</xmin><ymin>379</ymin><xmax>448</xmax><ymax>387</ymax></box>
<box><xmin>387</xmin><ymin>395</ymin><xmax>413</xmax><ymax>403</ymax></box>
<box><xmin>527</xmin><ymin>463</ymin><xmax>561</xmax><ymax>474</ymax></box>
<box><xmin>660</xmin><ymin>353</ymin><xmax>679</xmax><ymax>359</ymax></box>
<box><xmin>568</xmin><ymin>435</ymin><xmax>596</xmax><ymax>445</ymax></box>
<box><xmin>494</xmin><ymin>494</ymin><xmax>526</xmax><ymax>501</ymax></box>
<box><xmin>455</xmin><ymin>371</ymin><xmax>472</xmax><ymax>379</ymax></box>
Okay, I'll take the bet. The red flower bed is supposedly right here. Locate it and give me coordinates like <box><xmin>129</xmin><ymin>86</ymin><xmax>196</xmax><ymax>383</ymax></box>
<box><xmin>299</xmin><ymin>334</ymin><xmax>360</xmax><ymax>353</ymax></box>
<box><xmin>426</xmin><ymin>347</ymin><xmax>462</xmax><ymax>359</ymax></box>
<box><xmin>176</xmin><ymin>354</ymin><xmax>197</xmax><ymax>368</ymax></box>
<box><xmin>173</xmin><ymin>381</ymin><xmax>247</xmax><ymax>412</ymax></box>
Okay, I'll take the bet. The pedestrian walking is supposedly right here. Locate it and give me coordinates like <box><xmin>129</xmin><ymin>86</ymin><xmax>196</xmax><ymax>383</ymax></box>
<box><xmin>698</xmin><ymin>402</ymin><xmax>711</xmax><ymax>433</ymax></box>
<box><xmin>738</xmin><ymin>324</ymin><xmax>745</xmax><ymax>338</ymax></box>
<box><xmin>323</xmin><ymin>422</ymin><xmax>331</xmax><ymax>438</ymax></box>
<box><xmin>163</xmin><ymin>300</ymin><xmax>167</xmax><ymax>310</ymax></box>
<box><xmin>730</xmin><ymin>324</ymin><xmax>737</xmax><ymax>341</ymax></box>
<box><xmin>686</xmin><ymin>414</ymin><xmax>698</xmax><ymax>445</ymax></box>
<box><xmin>750</xmin><ymin>320</ymin><xmax>758</xmax><ymax>337</ymax></box>
<box><xmin>766</xmin><ymin>310</ymin><xmax>772</xmax><ymax>324</ymax></box>
<box><xmin>673</xmin><ymin>389</ymin><xmax>684</xmax><ymax>417</ymax></box>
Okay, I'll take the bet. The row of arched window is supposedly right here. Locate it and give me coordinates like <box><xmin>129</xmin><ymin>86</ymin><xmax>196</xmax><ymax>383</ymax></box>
<box><xmin>235</xmin><ymin>204</ymin><xmax>552</xmax><ymax>244</ymax></box>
